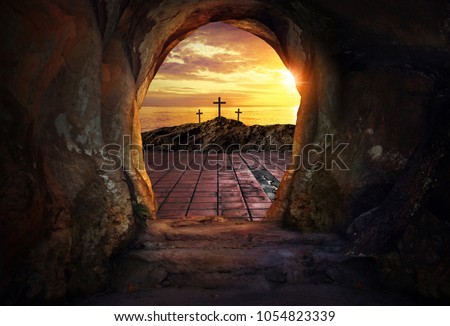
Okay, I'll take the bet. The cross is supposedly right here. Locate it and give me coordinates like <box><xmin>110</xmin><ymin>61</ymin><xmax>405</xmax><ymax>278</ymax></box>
<box><xmin>213</xmin><ymin>97</ymin><xmax>226</xmax><ymax>118</ymax></box>
<box><xmin>196</xmin><ymin>109</ymin><xmax>203</xmax><ymax>123</ymax></box>
<box><xmin>235</xmin><ymin>108</ymin><xmax>242</xmax><ymax>121</ymax></box>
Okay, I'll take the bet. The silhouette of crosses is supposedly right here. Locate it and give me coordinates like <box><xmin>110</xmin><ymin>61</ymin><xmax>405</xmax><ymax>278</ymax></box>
<box><xmin>196</xmin><ymin>109</ymin><xmax>203</xmax><ymax>123</ymax></box>
<box><xmin>213</xmin><ymin>97</ymin><xmax>226</xmax><ymax>118</ymax></box>
<box><xmin>235</xmin><ymin>108</ymin><xmax>242</xmax><ymax>121</ymax></box>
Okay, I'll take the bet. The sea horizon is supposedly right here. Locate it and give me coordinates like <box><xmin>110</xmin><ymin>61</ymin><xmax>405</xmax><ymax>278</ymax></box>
<box><xmin>139</xmin><ymin>106</ymin><xmax>299</xmax><ymax>132</ymax></box>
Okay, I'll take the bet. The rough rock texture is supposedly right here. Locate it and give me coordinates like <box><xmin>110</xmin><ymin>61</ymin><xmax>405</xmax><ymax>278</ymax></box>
<box><xmin>0</xmin><ymin>0</ymin><xmax>449</xmax><ymax>302</ymax></box>
<box><xmin>141</xmin><ymin>117</ymin><xmax>295</xmax><ymax>151</ymax></box>
<box><xmin>377</xmin><ymin>209</ymin><xmax>450</xmax><ymax>301</ymax></box>
<box><xmin>80</xmin><ymin>218</ymin><xmax>419</xmax><ymax>305</ymax></box>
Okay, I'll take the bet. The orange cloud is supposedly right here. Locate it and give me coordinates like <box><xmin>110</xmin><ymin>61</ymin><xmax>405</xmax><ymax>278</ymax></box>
<box><xmin>145</xmin><ymin>22</ymin><xmax>300</xmax><ymax>108</ymax></box>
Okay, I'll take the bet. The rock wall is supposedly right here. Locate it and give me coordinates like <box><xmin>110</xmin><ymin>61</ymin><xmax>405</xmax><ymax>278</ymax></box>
<box><xmin>0</xmin><ymin>0</ymin><xmax>140</xmax><ymax>302</ymax></box>
<box><xmin>0</xmin><ymin>0</ymin><xmax>449</xmax><ymax>302</ymax></box>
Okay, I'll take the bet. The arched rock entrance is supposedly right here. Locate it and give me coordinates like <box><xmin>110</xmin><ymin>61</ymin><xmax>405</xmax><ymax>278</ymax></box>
<box><xmin>104</xmin><ymin>1</ymin><xmax>317</xmax><ymax>222</ymax></box>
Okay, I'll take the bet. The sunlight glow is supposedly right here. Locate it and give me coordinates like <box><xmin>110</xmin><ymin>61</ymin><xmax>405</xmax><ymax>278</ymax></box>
<box><xmin>141</xmin><ymin>22</ymin><xmax>301</xmax><ymax>130</ymax></box>
<box><xmin>281</xmin><ymin>70</ymin><xmax>296</xmax><ymax>88</ymax></box>
<box><xmin>145</xmin><ymin>22</ymin><xmax>300</xmax><ymax>109</ymax></box>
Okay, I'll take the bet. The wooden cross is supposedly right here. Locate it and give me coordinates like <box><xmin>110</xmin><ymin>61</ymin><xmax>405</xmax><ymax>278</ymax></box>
<box><xmin>196</xmin><ymin>109</ymin><xmax>203</xmax><ymax>123</ymax></box>
<box><xmin>235</xmin><ymin>108</ymin><xmax>242</xmax><ymax>121</ymax></box>
<box><xmin>213</xmin><ymin>97</ymin><xmax>226</xmax><ymax>118</ymax></box>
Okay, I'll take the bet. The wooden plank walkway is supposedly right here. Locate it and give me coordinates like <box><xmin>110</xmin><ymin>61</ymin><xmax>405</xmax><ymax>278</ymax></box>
<box><xmin>145</xmin><ymin>151</ymin><xmax>292</xmax><ymax>219</ymax></box>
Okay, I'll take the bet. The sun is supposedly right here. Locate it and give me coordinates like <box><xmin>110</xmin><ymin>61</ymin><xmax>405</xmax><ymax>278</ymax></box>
<box><xmin>280</xmin><ymin>69</ymin><xmax>297</xmax><ymax>92</ymax></box>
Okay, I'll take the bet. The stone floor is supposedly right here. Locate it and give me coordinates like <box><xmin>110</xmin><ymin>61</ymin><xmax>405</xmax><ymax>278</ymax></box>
<box><xmin>145</xmin><ymin>151</ymin><xmax>291</xmax><ymax>219</ymax></box>
<box><xmin>81</xmin><ymin>151</ymin><xmax>420</xmax><ymax>306</ymax></box>
<box><xmin>81</xmin><ymin>219</ymin><xmax>420</xmax><ymax>305</ymax></box>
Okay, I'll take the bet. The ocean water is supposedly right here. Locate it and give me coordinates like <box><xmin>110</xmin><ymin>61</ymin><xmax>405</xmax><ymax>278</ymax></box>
<box><xmin>139</xmin><ymin>106</ymin><xmax>299</xmax><ymax>132</ymax></box>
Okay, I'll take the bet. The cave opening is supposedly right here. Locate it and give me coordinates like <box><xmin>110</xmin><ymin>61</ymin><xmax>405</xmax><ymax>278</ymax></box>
<box><xmin>139</xmin><ymin>22</ymin><xmax>301</xmax><ymax>220</ymax></box>
<box><xmin>4</xmin><ymin>0</ymin><xmax>448</xmax><ymax>305</ymax></box>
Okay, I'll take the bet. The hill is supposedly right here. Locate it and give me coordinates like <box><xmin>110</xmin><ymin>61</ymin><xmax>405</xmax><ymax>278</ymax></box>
<box><xmin>141</xmin><ymin>117</ymin><xmax>295</xmax><ymax>152</ymax></box>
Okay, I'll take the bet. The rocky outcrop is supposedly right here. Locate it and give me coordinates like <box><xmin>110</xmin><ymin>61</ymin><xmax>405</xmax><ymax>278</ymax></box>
<box><xmin>141</xmin><ymin>117</ymin><xmax>295</xmax><ymax>152</ymax></box>
<box><xmin>0</xmin><ymin>0</ymin><xmax>449</xmax><ymax>303</ymax></box>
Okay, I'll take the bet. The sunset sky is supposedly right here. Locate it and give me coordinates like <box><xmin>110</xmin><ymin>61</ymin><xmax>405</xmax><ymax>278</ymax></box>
<box><xmin>144</xmin><ymin>22</ymin><xmax>300</xmax><ymax>108</ymax></box>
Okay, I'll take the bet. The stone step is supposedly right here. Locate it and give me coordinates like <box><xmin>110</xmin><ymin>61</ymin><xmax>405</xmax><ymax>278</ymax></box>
<box><xmin>84</xmin><ymin>218</ymin><xmax>409</xmax><ymax>305</ymax></box>
<box><xmin>113</xmin><ymin>251</ymin><xmax>307</xmax><ymax>290</ymax></box>
<box><xmin>111</xmin><ymin>245</ymin><xmax>374</xmax><ymax>293</ymax></box>
<box><xmin>141</xmin><ymin>218</ymin><xmax>343</xmax><ymax>245</ymax></box>
<box><xmin>109</xmin><ymin>218</ymin><xmax>377</xmax><ymax>293</ymax></box>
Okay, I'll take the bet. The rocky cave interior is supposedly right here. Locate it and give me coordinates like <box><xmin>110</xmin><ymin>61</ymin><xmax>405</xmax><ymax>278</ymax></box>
<box><xmin>0</xmin><ymin>0</ymin><xmax>449</xmax><ymax>304</ymax></box>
